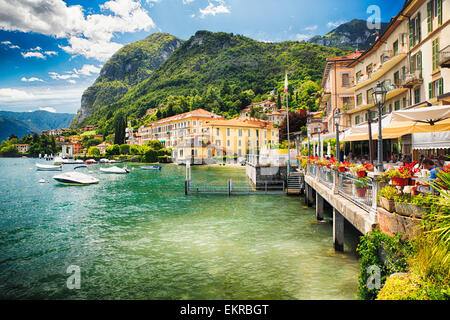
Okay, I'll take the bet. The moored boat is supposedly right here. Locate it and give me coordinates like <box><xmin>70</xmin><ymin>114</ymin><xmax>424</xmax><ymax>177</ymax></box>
<box><xmin>99</xmin><ymin>166</ymin><xmax>130</xmax><ymax>174</ymax></box>
<box><xmin>141</xmin><ymin>165</ymin><xmax>162</xmax><ymax>170</ymax></box>
<box><xmin>35</xmin><ymin>163</ymin><xmax>62</xmax><ymax>171</ymax></box>
<box><xmin>85</xmin><ymin>159</ymin><xmax>97</xmax><ymax>164</ymax></box>
<box><xmin>53</xmin><ymin>172</ymin><xmax>99</xmax><ymax>185</ymax></box>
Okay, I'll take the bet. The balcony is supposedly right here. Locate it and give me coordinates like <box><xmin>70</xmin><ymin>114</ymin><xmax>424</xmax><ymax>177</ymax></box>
<box><xmin>401</xmin><ymin>70</ymin><xmax>423</xmax><ymax>88</ymax></box>
<box><xmin>439</xmin><ymin>45</ymin><xmax>450</xmax><ymax>68</ymax></box>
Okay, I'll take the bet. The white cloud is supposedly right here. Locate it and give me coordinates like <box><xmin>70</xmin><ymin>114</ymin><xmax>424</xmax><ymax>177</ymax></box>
<box><xmin>30</xmin><ymin>46</ymin><xmax>42</xmax><ymax>51</ymax></box>
<box><xmin>0</xmin><ymin>88</ymin><xmax>34</xmax><ymax>100</ymax></box>
<box><xmin>182</xmin><ymin>0</ymin><xmax>195</xmax><ymax>4</ymax></box>
<box><xmin>21</xmin><ymin>77</ymin><xmax>44</xmax><ymax>82</ymax></box>
<box><xmin>49</xmin><ymin>71</ymin><xmax>79</xmax><ymax>80</ymax></box>
<box><xmin>74</xmin><ymin>64</ymin><xmax>101</xmax><ymax>76</ymax></box>
<box><xmin>39</xmin><ymin>107</ymin><xmax>56</xmax><ymax>113</ymax></box>
<box><xmin>295</xmin><ymin>34</ymin><xmax>312</xmax><ymax>41</ymax></box>
<box><xmin>1</xmin><ymin>40</ymin><xmax>20</xmax><ymax>49</ymax></box>
<box><xmin>21</xmin><ymin>51</ymin><xmax>46</xmax><ymax>59</ymax></box>
<box><xmin>0</xmin><ymin>0</ymin><xmax>156</xmax><ymax>62</ymax></box>
<box><xmin>1</xmin><ymin>40</ymin><xmax>11</xmax><ymax>45</ymax></box>
<box><xmin>44</xmin><ymin>51</ymin><xmax>58</xmax><ymax>56</ymax></box>
<box><xmin>327</xmin><ymin>20</ymin><xmax>347</xmax><ymax>28</ymax></box>
<box><xmin>199</xmin><ymin>1</ymin><xmax>230</xmax><ymax>18</ymax></box>
<box><xmin>304</xmin><ymin>25</ymin><xmax>318</xmax><ymax>32</ymax></box>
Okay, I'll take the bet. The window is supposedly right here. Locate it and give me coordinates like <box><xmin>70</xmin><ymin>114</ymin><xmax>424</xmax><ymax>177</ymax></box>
<box><xmin>429</xmin><ymin>78</ymin><xmax>444</xmax><ymax>98</ymax></box>
<box><xmin>248</xmin><ymin>129</ymin><xmax>251</xmax><ymax>137</ymax></box>
<box><xmin>394</xmin><ymin>101</ymin><xmax>400</xmax><ymax>111</ymax></box>
<box><xmin>403</xmin><ymin>97</ymin><xmax>407</xmax><ymax>109</ymax></box>
<box><xmin>409</xmin><ymin>13</ymin><xmax>421</xmax><ymax>47</ymax></box>
<box><xmin>238</xmin><ymin>129</ymin><xmax>242</xmax><ymax>137</ymax></box>
<box><xmin>367</xmin><ymin>88</ymin><xmax>374</xmax><ymax>105</ymax></box>
<box><xmin>390</xmin><ymin>103</ymin><xmax>394</xmax><ymax>113</ymax></box>
<box><xmin>238</xmin><ymin>140</ymin><xmax>241</xmax><ymax>147</ymax></box>
<box><xmin>432</xmin><ymin>37</ymin><xmax>440</xmax><ymax>72</ymax></box>
<box><xmin>355</xmin><ymin>115</ymin><xmax>361</xmax><ymax>125</ymax></box>
<box><xmin>227</xmin><ymin>140</ymin><xmax>230</xmax><ymax>147</ymax></box>
<box><xmin>227</xmin><ymin>128</ymin><xmax>230</xmax><ymax>136</ymax></box>
<box><xmin>394</xmin><ymin>71</ymin><xmax>400</xmax><ymax>86</ymax></box>
<box><xmin>366</xmin><ymin>65</ymin><xmax>373</xmax><ymax>77</ymax></box>
<box><xmin>215</xmin><ymin>140</ymin><xmax>221</xmax><ymax>146</ymax></box>
<box><xmin>393</xmin><ymin>40</ymin><xmax>399</xmax><ymax>56</ymax></box>
<box><xmin>356</xmin><ymin>71</ymin><xmax>362</xmax><ymax>83</ymax></box>
<box><xmin>216</xmin><ymin>128</ymin><xmax>220</xmax><ymax>136</ymax></box>
<box><xmin>357</xmin><ymin>93</ymin><xmax>363</xmax><ymax>106</ymax></box>
<box><xmin>342</xmin><ymin>73</ymin><xmax>350</xmax><ymax>86</ymax></box>
<box><xmin>193</xmin><ymin>121</ymin><xmax>196</xmax><ymax>126</ymax></box>
<box><xmin>414</xmin><ymin>88</ymin><xmax>421</xmax><ymax>104</ymax></box>
<box><xmin>410</xmin><ymin>51</ymin><xmax>422</xmax><ymax>73</ymax></box>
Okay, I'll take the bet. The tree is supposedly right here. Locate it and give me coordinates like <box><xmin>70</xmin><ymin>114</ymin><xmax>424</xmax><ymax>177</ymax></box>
<box><xmin>119</xmin><ymin>144</ymin><xmax>130</xmax><ymax>155</ymax></box>
<box><xmin>113</xmin><ymin>111</ymin><xmax>127</xmax><ymax>145</ymax></box>
<box><xmin>87</xmin><ymin>146</ymin><xmax>101</xmax><ymax>157</ymax></box>
<box><xmin>144</xmin><ymin>148</ymin><xmax>158</xmax><ymax>163</ymax></box>
<box><xmin>106</xmin><ymin>144</ymin><xmax>120</xmax><ymax>155</ymax></box>
<box><xmin>277</xmin><ymin>93</ymin><xmax>282</xmax><ymax>109</ymax></box>
<box><xmin>279</xmin><ymin>112</ymin><xmax>307</xmax><ymax>142</ymax></box>
<box><xmin>145</xmin><ymin>140</ymin><xmax>164</xmax><ymax>150</ymax></box>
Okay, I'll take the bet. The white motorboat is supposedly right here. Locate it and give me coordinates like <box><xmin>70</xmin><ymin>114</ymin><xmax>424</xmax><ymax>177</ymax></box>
<box><xmin>53</xmin><ymin>156</ymin><xmax>63</xmax><ymax>165</ymax></box>
<box><xmin>53</xmin><ymin>171</ymin><xmax>99</xmax><ymax>185</ymax></box>
<box><xmin>141</xmin><ymin>165</ymin><xmax>162</xmax><ymax>170</ymax></box>
<box><xmin>36</xmin><ymin>163</ymin><xmax>62</xmax><ymax>171</ymax></box>
<box><xmin>100</xmin><ymin>158</ymin><xmax>110</xmax><ymax>163</ymax></box>
<box><xmin>100</xmin><ymin>166</ymin><xmax>130</xmax><ymax>174</ymax></box>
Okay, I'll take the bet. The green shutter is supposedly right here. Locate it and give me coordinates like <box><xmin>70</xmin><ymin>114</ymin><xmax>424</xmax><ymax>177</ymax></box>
<box><xmin>418</xmin><ymin>51</ymin><xmax>422</xmax><ymax>74</ymax></box>
<box><xmin>410</xmin><ymin>55</ymin><xmax>415</xmax><ymax>73</ymax></box>
<box><xmin>438</xmin><ymin>78</ymin><xmax>444</xmax><ymax>96</ymax></box>
<box><xmin>417</xmin><ymin>13</ymin><xmax>421</xmax><ymax>43</ymax></box>
<box><xmin>429</xmin><ymin>82</ymin><xmax>433</xmax><ymax>99</ymax></box>
<box><xmin>427</xmin><ymin>1</ymin><xmax>432</xmax><ymax>33</ymax></box>
<box><xmin>438</xmin><ymin>0</ymin><xmax>443</xmax><ymax>26</ymax></box>
<box><xmin>409</xmin><ymin>20</ymin><xmax>414</xmax><ymax>47</ymax></box>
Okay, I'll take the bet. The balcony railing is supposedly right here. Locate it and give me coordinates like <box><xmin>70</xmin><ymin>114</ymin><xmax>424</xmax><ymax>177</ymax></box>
<box><xmin>439</xmin><ymin>45</ymin><xmax>450</xmax><ymax>68</ymax></box>
<box><xmin>401</xmin><ymin>70</ymin><xmax>423</xmax><ymax>88</ymax></box>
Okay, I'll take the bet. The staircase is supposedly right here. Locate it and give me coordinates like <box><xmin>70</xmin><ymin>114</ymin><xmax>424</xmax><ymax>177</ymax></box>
<box><xmin>286</xmin><ymin>173</ymin><xmax>304</xmax><ymax>195</ymax></box>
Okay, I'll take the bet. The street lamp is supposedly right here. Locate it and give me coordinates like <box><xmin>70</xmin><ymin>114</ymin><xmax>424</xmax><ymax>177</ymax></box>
<box><xmin>367</xmin><ymin>109</ymin><xmax>374</xmax><ymax>165</ymax></box>
<box><xmin>307</xmin><ymin>116</ymin><xmax>311</xmax><ymax>157</ymax></box>
<box><xmin>372</xmin><ymin>81</ymin><xmax>387</xmax><ymax>172</ymax></box>
<box><xmin>317</xmin><ymin>124</ymin><xmax>322</xmax><ymax>158</ymax></box>
<box><xmin>333</xmin><ymin>109</ymin><xmax>341</xmax><ymax>161</ymax></box>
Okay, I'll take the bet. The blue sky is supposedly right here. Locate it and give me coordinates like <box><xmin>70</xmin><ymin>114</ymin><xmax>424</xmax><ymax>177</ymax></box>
<box><xmin>0</xmin><ymin>0</ymin><xmax>405</xmax><ymax>114</ymax></box>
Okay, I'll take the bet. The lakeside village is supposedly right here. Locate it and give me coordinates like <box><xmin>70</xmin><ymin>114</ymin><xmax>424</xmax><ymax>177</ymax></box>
<box><xmin>0</xmin><ymin>0</ymin><xmax>449</xmax><ymax>300</ymax></box>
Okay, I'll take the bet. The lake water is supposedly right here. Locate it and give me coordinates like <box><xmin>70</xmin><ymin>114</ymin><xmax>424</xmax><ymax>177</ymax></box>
<box><xmin>0</xmin><ymin>157</ymin><xmax>360</xmax><ymax>299</ymax></box>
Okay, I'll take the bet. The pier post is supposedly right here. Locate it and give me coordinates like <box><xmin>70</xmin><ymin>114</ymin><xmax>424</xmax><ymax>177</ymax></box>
<box><xmin>333</xmin><ymin>208</ymin><xmax>344</xmax><ymax>252</ymax></box>
<box><xmin>316</xmin><ymin>194</ymin><xmax>324</xmax><ymax>221</ymax></box>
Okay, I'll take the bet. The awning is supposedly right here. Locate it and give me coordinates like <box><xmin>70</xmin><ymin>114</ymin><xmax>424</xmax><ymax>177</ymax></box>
<box><xmin>341</xmin><ymin>114</ymin><xmax>400</xmax><ymax>141</ymax></box>
<box><xmin>383</xmin><ymin>105</ymin><xmax>450</xmax><ymax>136</ymax></box>
<box><xmin>412</xmin><ymin>131</ymin><xmax>450</xmax><ymax>150</ymax></box>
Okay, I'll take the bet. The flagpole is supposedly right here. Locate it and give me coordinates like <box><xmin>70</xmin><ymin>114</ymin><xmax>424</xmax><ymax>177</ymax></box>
<box><xmin>285</xmin><ymin>75</ymin><xmax>291</xmax><ymax>176</ymax></box>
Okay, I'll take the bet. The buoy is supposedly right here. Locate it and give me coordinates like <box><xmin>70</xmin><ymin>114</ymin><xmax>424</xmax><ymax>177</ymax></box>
<box><xmin>29</xmin><ymin>168</ymin><xmax>33</xmax><ymax>171</ymax></box>
<box><xmin>39</xmin><ymin>179</ymin><xmax>46</xmax><ymax>183</ymax></box>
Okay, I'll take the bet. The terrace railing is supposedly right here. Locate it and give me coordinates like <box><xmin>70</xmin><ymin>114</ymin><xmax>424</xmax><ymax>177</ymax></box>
<box><xmin>337</xmin><ymin>173</ymin><xmax>374</xmax><ymax>212</ymax></box>
<box><xmin>318</xmin><ymin>166</ymin><xmax>334</xmax><ymax>189</ymax></box>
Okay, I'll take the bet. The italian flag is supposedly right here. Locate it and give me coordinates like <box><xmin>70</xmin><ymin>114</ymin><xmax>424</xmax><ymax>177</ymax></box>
<box><xmin>284</xmin><ymin>73</ymin><xmax>288</xmax><ymax>94</ymax></box>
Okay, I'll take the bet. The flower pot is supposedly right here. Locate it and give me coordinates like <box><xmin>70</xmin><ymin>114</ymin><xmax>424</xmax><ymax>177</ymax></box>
<box><xmin>355</xmin><ymin>187</ymin><xmax>367</xmax><ymax>198</ymax></box>
<box><xmin>394</xmin><ymin>202</ymin><xmax>425</xmax><ymax>218</ymax></box>
<box><xmin>380</xmin><ymin>196</ymin><xmax>395</xmax><ymax>212</ymax></box>
<box><xmin>356</xmin><ymin>171</ymin><xmax>366</xmax><ymax>178</ymax></box>
<box><xmin>391</xmin><ymin>177</ymin><xmax>409</xmax><ymax>187</ymax></box>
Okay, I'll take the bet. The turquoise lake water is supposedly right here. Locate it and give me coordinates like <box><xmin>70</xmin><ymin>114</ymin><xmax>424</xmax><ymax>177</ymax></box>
<box><xmin>0</xmin><ymin>157</ymin><xmax>360</xmax><ymax>299</ymax></box>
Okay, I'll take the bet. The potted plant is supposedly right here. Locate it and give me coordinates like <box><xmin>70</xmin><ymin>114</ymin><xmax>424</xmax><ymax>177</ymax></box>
<box><xmin>385</xmin><ymin>162</ymin><xmax>420</xmax><ymax>186</ymax></box>
<box><xmin>393</xmin><ymin>194</ymin><xmax>428</xmax><ymax>218</ymax></box>
<box><xmin>354</xmin><ymin>177</ymin><xmax>370</xmax><ymax>198</ymax></box>
<box><xmin>351</xmin><ymin>163</ymin><xmax>373</xmax><ymax>178</ymax></box>
<box><xmin>378</xmin><ymin>185</ymin><xmax>397</xmax><ymax>212</ymax></box>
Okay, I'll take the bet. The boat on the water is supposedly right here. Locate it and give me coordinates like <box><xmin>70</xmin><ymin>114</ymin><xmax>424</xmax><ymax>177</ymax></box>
<box><xmin>99</xmin><ymin>166</ymin><xmax>130</xmax><ymax>174</ymax></box>
<box><xmin>53</xmin><ymin>172</ymin><xmax>99</xmax><ymax>185</ymax></box>
<box><xmin>141</xmin><ymin>165</ymin><xmax>162</xmax><ymax>170</ymax></box>
<box><xmin>53</xmin><ymin>156</ymin><xmax>63</xmax><ymax>165</ymax></box>
<box><xmin>85</xmin><ymin>159</ymin><xmax>97</xmax><ymax>164</ymax></box>
<box><xmin>36</xmin><ymin>163</ymin><xmax>62</xmax><ymax>171</ymax></box>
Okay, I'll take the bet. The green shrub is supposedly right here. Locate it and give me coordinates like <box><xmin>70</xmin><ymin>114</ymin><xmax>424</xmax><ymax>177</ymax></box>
<box><xmin>357</xmin><ymin>229</ymin><xmax>415</xmax><ymax>300</ymax></box>
<box><xmin>144</xmin><ymin>148</ymin><xmax>158</xmax><ymax>163</ymax></box>
<box><xmin>378</xmin><ymin>185</ymin><xmax>398</xmax><ymax>201</ymax></box>
<box><xmin>119</xmin><ymin>144</ymin><xmax>130</xmax><ymax>155</ymax></box>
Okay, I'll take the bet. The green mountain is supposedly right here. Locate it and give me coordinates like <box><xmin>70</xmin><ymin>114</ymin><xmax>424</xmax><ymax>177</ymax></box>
<box><xmin>0</xmin><ymin>110</ymin><xmax>74</xmax><ymax>141</ymax></box>
<box><xmin>72</xmin><ymin>33</ymin><xmax>184</xmax><ymax>126</ymax></box>
<box><xmin>308</xmin><ymin>19</ymin><xmax>389</xmax><ymax>51</ymax></box>
<box><xmin>74</xmin><ymin>31</ymin><xmax>347</xmax><ymax>131</ymax></box>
